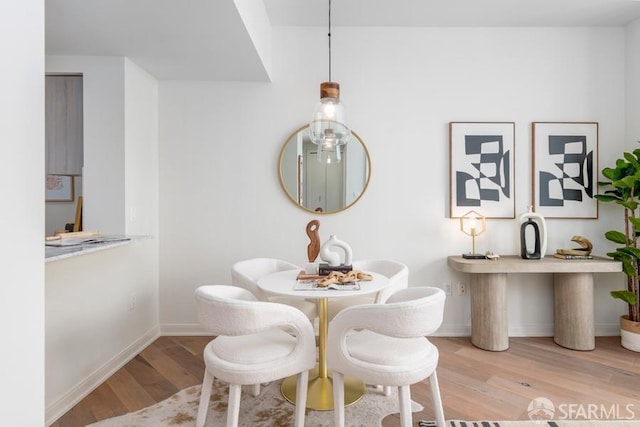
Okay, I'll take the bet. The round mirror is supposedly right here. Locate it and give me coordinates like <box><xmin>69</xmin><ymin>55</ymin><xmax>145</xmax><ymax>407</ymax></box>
<box><xmin>278</xmin><ymin>125</ymin><xmax>371</xmax><ymax>214</ymax></box>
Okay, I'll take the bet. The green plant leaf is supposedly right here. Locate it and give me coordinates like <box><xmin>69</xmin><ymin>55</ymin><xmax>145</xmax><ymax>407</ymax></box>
<box><xmin>624</xmin><ymin>151</ymin><xmax>640</xmax><ymax>168</ymax></box>
<box><xmin>618</xmin><ymin>175</ymin><xmax>639</xmax><ymax>189</ymax></box>
<box><xmin>594</xmin><ymin>194</ymin><xmax>620</xmax><ymax>202</ymax></box>
<box><xmin>618</xmin><ymin>200</ymin><xmax>639</xmax><ymax>211</ymax></box>
<box><xmin>630</xmin><ymin>217</ymin><xmax>640</xmax><ymax>229</ymax></box>
<box><xmin>619</xmin><ymin>246</ymin><xmax>640</xmax><ymax>259</ymax></box>
<box><xmin>605</xmin><ymin>230</ymin><xmax>628</xmax><ymax>244</ymax></box>
<box><xmin>611</xmin><ymin>290</ymin><xmax>638</xmax><ymax>305</ymax></box>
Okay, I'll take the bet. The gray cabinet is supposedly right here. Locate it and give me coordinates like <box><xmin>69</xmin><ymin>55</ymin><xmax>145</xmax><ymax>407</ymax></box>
<box><xmin>46</xmin><ymin>75</ymin><xmax>83</xmax><ymax>175</ymax></box>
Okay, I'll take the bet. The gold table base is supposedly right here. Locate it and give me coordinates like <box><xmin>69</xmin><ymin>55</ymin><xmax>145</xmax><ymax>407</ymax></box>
<box><xmin>280</xmin><ymin>367</ymin><xmax>365</xmax><ymax>411</ymax></box>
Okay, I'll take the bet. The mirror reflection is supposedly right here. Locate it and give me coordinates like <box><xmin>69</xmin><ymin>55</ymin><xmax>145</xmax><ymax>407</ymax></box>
<box><xmin>278</xmin><ymin>125</ymin><xmax>371</xmax><ymax>214</ymax></box>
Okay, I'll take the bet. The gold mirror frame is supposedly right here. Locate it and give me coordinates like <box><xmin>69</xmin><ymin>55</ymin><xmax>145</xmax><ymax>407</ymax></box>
<box><xmin>278</xmin><ymin>125</ymin><xmax>371</xmax><ymax>214</ymax></box>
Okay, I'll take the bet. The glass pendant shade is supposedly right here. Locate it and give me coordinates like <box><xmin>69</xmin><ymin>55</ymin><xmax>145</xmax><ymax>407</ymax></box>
<box><xmin>317</xmin><ymin>141</ymin><xmax>342</xmax><ymax>164</ymax></box>
<box><xmin>310</xmin><ymin>82</ymin><xmax>351</xmax><ymax>146</ymax></box>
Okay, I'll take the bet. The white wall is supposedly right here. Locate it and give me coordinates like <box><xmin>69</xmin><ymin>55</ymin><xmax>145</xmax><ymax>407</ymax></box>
<box><xmin>46</xmin><ymin>56</ymin><xmax>126</xmax><ymax>235</ymax></box>
<box><xmin>628</xmin><ymin>19</ymin><xmax>640</xmax><ymax>143</ymax></box>
<box><xmin>0</xmin><ymin>0</ymin><xmax>45</xmax><ymax>425</ymax></box>
<box><xmin>158</xmin><ymin>26</ymin><xmax>629</xmax><ymax>336</ymax></box>
<box><xmin>44</xmin><ymin>57</ymin><xmax>160</xmax><ymax>424</ymax></box>
<box><xmin>124</xmin><ymin>58</ymin><xmax>160</xmax><ymax>236</ymax></box>
<box><xmin>45</xmin><ymin>240</ymin><xmax>159</xmax><ymax>424</ymax></box>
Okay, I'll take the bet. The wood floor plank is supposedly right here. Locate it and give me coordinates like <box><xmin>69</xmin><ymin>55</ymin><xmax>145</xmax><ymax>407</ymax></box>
<box><xmin>137</xmin><ymin>340</ymin><xmax>201</xmax><ymax>390</ymax></box>
<box><xmin>50</xmin><ymin>336</ymin><xmax>640</xmax><ymax>426</ymax></box>
<box><xmin>123</xmin><ymin>354</ymin><xmax>180</xmax><ymax>401</ymax></box>
<box><xmin>82</xmin><ymin>382</ymin><xmax>129</xmax><ymax>421</ymax></box>
<box><xmin>104</xmin><ymin>366</ymin><xmax>156</xmax><ymax>412</ymax></box>
<box><xmin>161</xmin><ymin>339</ymin><xmax>208</xmax><ymax>381</ymax></box>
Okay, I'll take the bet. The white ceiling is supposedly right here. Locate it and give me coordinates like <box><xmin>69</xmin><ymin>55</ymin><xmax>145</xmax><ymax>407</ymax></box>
<box><xmin>46</xmin><ymin>0</ymin><xmax>640</xmax><ymax>80</ymax></box>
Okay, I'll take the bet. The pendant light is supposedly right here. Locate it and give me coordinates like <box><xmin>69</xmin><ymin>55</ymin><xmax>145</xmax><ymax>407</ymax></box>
<box><xmin>310</xmin><ymin>0</ymin><xmax>351</xmax><ymax>163</ymax></box>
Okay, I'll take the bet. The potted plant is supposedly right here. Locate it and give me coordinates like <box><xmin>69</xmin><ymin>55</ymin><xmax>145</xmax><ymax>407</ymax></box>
<box><xmin>595</xmin><ymin>144</ymin><xmax>640</xmax><ymax>351</ymax></box>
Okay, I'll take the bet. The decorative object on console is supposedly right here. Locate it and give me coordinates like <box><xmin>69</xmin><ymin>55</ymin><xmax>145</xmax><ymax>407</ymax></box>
<box><xmin>532</xmin><ymin>122</ymin><xmax>598</xmax><ymax>219</ymax></box>
<box><xmin>485</xmin><ymin>251</ymin><xmax>500</xmax><ymax>261</ymax></box>
<box><xmin>595</xmin><ymin>141</ymin><xmax>640</xmax><ymax>351</ymax></box>
<box><xmin>519</xmin><ymin>206</ymin><xmax>547</xmax><ymax>260</ymax></box>
<box><xmin>309</xmin><ymin>0</ymin><xmax>351</xmax><ymax>164</ymax></box>
<box><xmin>449</xmin><ymin>122</ymin><xmax>515</xmax><ymax>219</ymax></box>
<box><xmin>554</xmin><ymin>235</ymin><xmax>593</xmax><ymax>260</ymax></box>
<box><xmin>319</xmin><ymin>234</ymin><xmax>353</xmax><ymax>274</ymax></box>
<box><xmin>459</xmin><ymin>210</ymin><xmax>486</xmax><ymax>259</ymax></box>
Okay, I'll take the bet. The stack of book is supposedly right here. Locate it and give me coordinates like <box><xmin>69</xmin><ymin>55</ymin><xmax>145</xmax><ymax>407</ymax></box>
<box><xmin>553</xmin><ymin>252</ymin><xmax>593</xmax><ymax>260</ymax></box>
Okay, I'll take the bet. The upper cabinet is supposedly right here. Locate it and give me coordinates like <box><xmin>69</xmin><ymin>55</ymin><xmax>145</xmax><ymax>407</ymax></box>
<box><xmin>46</xmin><ymin>75</ymin><xmax>83</xmax><ymax>175</ymax></box>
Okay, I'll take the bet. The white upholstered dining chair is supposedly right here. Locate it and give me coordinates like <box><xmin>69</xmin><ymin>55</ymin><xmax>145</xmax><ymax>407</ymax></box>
<box><xmin>231</xmin><ymin>258</ymin><xmax>318</xmax><ymax>321</ymax></box>
<box><xmin>327</xmin><ymin>259</ymin><xmax>409</xmax><ymax>320</ymax></box>
<box><xmin>194</xmin><ymin>285</ymin><xmax>316</xmax><ymax>427</ymax></box>
<box><xmin>327</xmin><ymin>286</ymin><xmax>447</xmax><ymax>427</ymax></box>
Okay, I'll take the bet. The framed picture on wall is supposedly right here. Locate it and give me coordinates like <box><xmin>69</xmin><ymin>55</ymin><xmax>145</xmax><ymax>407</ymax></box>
<box><xmin>449</xmin><ymin>122</ymin><xmax>515</xmax><ymax>218</ymax></box>
<box><xmin>46</xmin><ymin>174</ymin><xmax>74</xmax><ymax>202</ymax></box>
<box><xmin>532</xmin><ymin>122</ymin><xmax>598</xmax><ymax>219</ymax></box>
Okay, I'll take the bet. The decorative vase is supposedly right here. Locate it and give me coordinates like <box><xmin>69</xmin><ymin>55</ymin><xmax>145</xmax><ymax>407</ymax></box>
<box><xmin>319</xmin><ymin>234</ymin><xmax>353</xmax><ymax>271</ymax></box>
<box><xmin>620</xmin><ymin>315</ymin><xmax>640</xmax><ymax>352</ymax></box>
<box><xmin>519</xmin><ymin>206</ymin><xmax>547</xmax><ymax>259</ymax></box>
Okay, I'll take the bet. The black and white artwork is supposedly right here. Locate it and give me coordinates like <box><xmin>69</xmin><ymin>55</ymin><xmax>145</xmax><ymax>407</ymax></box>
<box><xmin>532</xmin><ymin>122</ymin><xmax>598</xmax><ymax>219</ymax></box>
<box><xmin>450</xmin><ymin>122</ymin><xmax>515</xmax><ymax>218</ymax></box>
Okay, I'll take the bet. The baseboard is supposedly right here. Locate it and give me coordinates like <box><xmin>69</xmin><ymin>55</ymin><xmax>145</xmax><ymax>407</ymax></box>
<box><xmin>431</xmin><ymin>322</ymin><xmax>620</xmax><ymax>338</ymax></box>
<box><xmin>508</xmin><ymin>323</ymin><xmax>554</xmax><ymax>337</ymax></box>
<box><xmin>433</xmin><ymin>324</ymin><xmax>471</xmax><ymax>337</ymax></box>
<box><xmin>160</xmin><ymin>322</ymin><xmax>214</xmax><ymax>336</ymax></box>
<box><xmin>595</xmin><ymin>323</ymin><xmax>621</xmax><ymax>336</ymax></box>
<box><xmin>46</xmin><ymin>325</ymin><xmax>160</xmax><ymax>426</ymax></box>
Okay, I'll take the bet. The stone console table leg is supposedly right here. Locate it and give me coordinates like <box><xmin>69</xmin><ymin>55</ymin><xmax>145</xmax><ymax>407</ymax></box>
<box><xmin>554</xmin><ymin>272</ymin><xmax>595</xmax><ymax>351</ymax></box>
<box><xmin>470</xmin><ymin>273</ymin><xmax>508</xmax><ymax>351</ymax></box>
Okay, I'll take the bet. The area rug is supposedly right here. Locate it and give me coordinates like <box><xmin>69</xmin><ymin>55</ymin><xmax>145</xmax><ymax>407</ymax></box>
<box><xmin>419</xmin><ymin>421</ymin><xmax>639</xmax><ymax>426</ymax></box>
<box><xmin>86</xmin><ymin>379</ymin><xmax>422</xmax><ymax>427</ymax></box>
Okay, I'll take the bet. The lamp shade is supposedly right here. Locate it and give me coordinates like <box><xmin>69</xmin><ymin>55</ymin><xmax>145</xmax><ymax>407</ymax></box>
<box><xmin>310</xmin><ymin>82</ymin><xmax>351</xmax><ymax>147</ymax></box>
<box><xmin>316</xmin><ymin>142</ymin><xmax>342</xmax><ymax>164</ymax></box>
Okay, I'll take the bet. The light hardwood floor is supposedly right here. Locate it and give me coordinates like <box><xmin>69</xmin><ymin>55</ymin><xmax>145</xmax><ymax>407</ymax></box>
<box><xmin>51</xmin><ymin>336</ymin><xmax>640</xmax><ymax>426</ymax></box>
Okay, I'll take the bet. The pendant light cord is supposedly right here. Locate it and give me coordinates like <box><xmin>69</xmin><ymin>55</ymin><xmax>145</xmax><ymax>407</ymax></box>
<box><xmin>328</xmin><ymin>0</ymin><xmax>332</xmax><ymax>82</ymax></box>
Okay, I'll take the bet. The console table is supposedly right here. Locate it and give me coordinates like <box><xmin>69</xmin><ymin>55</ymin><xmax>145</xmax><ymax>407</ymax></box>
<box><xmin>448</xmin><ymin>255</ymin><xmax>622</xmax><ymax>351</ymax></box>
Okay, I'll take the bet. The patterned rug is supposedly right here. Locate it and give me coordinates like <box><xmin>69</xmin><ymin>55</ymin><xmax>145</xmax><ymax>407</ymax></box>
<box><xmin>419</xmin><ymin>421</ymin><xmax>640</xmax><ymax>426</ymax></box>
<box><xmin>86</xmin><ymin>379</ymin><xmax>422</xmax><ymax>427</ymax></box>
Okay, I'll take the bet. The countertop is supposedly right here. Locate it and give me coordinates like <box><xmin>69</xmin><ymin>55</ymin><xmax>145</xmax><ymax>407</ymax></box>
<box><xmin>45</xmin><ymin>235</ymin><xmax>143</xmax><ymax>262</ymax></box>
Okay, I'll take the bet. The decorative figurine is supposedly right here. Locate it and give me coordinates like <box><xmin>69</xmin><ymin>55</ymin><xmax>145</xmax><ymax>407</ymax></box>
<box><xmin>318</xmin><ymin>234</ymin><xmax>353</xmax><ymax>275</ymax></box>
<box><xmin>519</xmin><ymin>206</ymin><xmax>547</xmax><ymax>260</ymax></box>
<box><xmin>554</xmin><ymin>236</ymin><xmax>593</xmax><ymax>259</ymax></box>
<box><xmin>304</xmin><ymin>220</ymin><xmax>321</xmax><ymax>274</ymax></box>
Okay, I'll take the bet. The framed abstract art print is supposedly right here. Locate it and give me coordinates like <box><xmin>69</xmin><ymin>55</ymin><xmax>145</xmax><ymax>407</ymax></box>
<box><xmin>532</xmin><ymin>122</ymin><xmax>598</xmax><ymax>219</ymax></box>
<box><xmin>449</xmin><ymin>122</ymin><xmax>515</xmax><ymax>218</ymax></box>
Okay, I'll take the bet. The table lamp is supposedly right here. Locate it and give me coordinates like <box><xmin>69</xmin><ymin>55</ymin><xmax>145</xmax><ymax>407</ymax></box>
<box><xmin>460</xmin><ymin>210</ymin><xmax>486</xmax><ymax>259</ymax></box>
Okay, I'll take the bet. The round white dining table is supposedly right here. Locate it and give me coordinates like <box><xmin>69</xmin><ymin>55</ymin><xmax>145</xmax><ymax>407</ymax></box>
<box><xmin>257</xmin><ymin>269</ymin><xmax>390</xmax><ymax>411</ymax></box>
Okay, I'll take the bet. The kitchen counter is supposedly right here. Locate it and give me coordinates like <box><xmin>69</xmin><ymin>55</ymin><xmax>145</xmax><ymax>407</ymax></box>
<box><xmin>45</xmin><ymin>235</ymin><xmax>144</xmax><ymax>262</ymax></box>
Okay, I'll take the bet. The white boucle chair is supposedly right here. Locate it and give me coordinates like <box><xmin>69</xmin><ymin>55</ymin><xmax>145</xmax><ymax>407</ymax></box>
<box><xmin>231</xmin><ymin>258</ymin><xmax>318</xmax><ymax>321</ymax></box>
<box><xmin>327</xmin><ymin>286</ymin><xmax>447</xmax><ymax>427</ymax></box>
<box><xmin>327</xmin><ymin>259</ymin><xmax>409</xmax><ymax>320</ymax></box>
<box><xmin>194</xmin><ymin>285</ymin><xmax>316</xmax><ymax>427</ymax></box>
